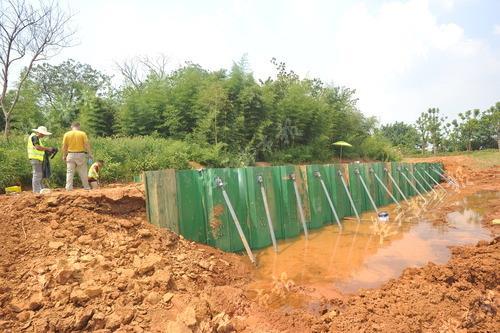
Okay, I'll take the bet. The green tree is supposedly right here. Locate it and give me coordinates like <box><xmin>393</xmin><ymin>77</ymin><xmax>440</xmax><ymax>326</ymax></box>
<box><xmin>415</xmin><ymin>112</ymin><xmax>429</xmax><ymax>154</ymax></box>
<box><xmin>426</xmin><ymin>108</ymin><xmax>445</xmax><ymax>154</ymax></box>
<box><xmin>380</xmin><ymin>121</ymin><xmax>419</xmax><ymax>153</ymax></box>
<box><xmin>79</xmin><ymin>89</ymin><xmax>116</xmax><ymax>137</ymax></box>
<box><xmin>29</xmin><ymin>60</ymin><xmax>112</xmax><ymax>132</ymax></box>
<box><xmin>119</xmin><ymin>77</ymin><xmax>167</xmax><ymax>136</ymax></box>
<box><xmin>478</xmin><ymin>102</ymin><xmax>500</xmax><ymax>149</ymax></box>
<box><xmin>457</xmin><ymin>109</ymin><xmax>480</xmax><ymax>151</ymax></box>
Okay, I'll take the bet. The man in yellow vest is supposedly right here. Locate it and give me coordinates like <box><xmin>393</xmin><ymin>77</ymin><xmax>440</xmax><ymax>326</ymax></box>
<box><xmin>62</xmin><ymin>122</ymin><xmax>93</xmax><ymax>191</ymax></box>
<box><xmin>27</xmin><ymin>126</ymin><xmax>55</xmax><ymax>193</ymax></box>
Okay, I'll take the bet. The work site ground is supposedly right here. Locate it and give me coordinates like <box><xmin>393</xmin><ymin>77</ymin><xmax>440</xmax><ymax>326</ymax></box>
<box><xmin>0</xmin><ymin>154</ymin><xmax>498</xmax><ymax>333</ymax></box>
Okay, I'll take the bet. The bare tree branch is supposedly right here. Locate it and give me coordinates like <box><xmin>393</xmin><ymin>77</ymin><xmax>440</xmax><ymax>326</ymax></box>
<box><xmin>0</xmin><ymin>0</ymin><xmax>75</xmax><ymax>138</ymax></box>
<box><xmin>115</xmin><ymin>58</ymin><xmax>141</xmax><ymax>89</ymax></box>
<box><xmin>115</xmin><ymin>53</ymin><xmax>169</xmax><ymax>89</ymax></box>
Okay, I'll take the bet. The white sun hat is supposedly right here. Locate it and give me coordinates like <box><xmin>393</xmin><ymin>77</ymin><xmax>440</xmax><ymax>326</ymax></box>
<box><xmin>32</xmin><ymin>126</ymin><xmax>52</xmax><ymax>136</ymax></box>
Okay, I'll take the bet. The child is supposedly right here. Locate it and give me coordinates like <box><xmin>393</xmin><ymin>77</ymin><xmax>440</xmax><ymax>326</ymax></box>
<box><xmin>88</xmin><ymin>160</ymin><xmax>104</xmax><ymax>189</ymax></box>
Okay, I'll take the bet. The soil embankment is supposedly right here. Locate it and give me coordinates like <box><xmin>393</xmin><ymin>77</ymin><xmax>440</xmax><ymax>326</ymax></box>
<box><xmin>0</xmin><ymin>186</ymin><xmax>251</xmax><ymax>332</ymax></box>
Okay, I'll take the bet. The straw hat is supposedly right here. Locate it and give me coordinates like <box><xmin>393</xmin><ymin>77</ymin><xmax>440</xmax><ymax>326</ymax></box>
<box><xmin>32</xmin><ymin>126</ymin><xmax>52</xmax><ymax>136</ymax></box>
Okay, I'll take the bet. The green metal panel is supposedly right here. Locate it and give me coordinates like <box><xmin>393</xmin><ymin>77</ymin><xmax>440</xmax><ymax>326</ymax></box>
<box><xmin>348</xmin><ymin>163</ymin><xmax>369</xmax><ymax>213</ymax></box>
<box><xmin>435</xmin><ymin>162</ymin><xmax>445</xmax><ymax>184</ymax></box>
<box><xmin>144</xmin><ymin>161</ymin><xmax>445</xmax><ymax>254</ymax></box>
<box><xmin>403</xmin><ymin>163</ymin><xmax>417</xmax><ymax>197</ymax></box>
<box><xmin>413</xmin><ymin>163</ymin><xmax>426</xmax><ymax>192</ymax></box>
<box><xmin>204</xmin><ymin>168</ymin><xmax>251</xmax><ymax>252</ymax></box>
<box><xmin>415</xmin><ymin>163</ymin><xmax>432</xmax><ymax>192</ymax></box>
<box><xmin>411</xmin><ymin>164</ymin><xmax>426</xmax><ymax>193</ymax></box>
<box><xmin>306</xmin><ymin>164</ymin><xmax>334</xmax><ymax>228</ymax></box>
<box><xmin>363</xmin><ymin>163</ymin><xmax>379</xmax><ymax>210</ymax></box>
<box><xmin>384</xmin><ymin>162</ymin><xmax>396</xmax><ymax>203</ymax></box>
<box><xmin>275</xmin><ymin>165</ymin><xmax>302</xmax><ymax>239</ymax></box>
<box><xmin>244</xmin><ymin>167</ymin><xmax>276</xmax><ymax>249</ymax></box>
<box><xmin>391</xmin><ymin>162</ymin><xmax>405</xmax><ymax>201</ymax></box>
<box><xmin>370</xmin><ymin>162</ymin><xmax>391</xmax><ymax>207</ymax></box>
<box><xmin>398</xmin><ymin>163</ymin><xmax>411</xmax><ymax>197</ymax></box>
<box><xmin>329</xmin><ymin>164</ymin><xmax>352</xmax><ymax>219</ymax></box>
<box><xmin>176</xmin><ymin>170</ymin><xmax>207</xmax><ymax>243</ymax></box>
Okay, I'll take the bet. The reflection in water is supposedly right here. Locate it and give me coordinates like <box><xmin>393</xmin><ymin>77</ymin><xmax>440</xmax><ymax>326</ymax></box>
<box><xmin>250</xmin><ymin>191</ymin><xmax>496</xmax><ymax>295</ymax></box>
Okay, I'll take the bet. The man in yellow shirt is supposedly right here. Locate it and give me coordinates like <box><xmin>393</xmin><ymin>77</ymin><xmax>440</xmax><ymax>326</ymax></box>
<box><xmin>62</xmin><ymin>122</ymin><xmax>93</xmax><ymax>190</ymax></box>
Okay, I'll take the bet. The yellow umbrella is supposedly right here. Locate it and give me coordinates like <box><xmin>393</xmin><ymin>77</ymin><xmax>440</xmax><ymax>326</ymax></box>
<box><xmin>333</xmin><ymin>141</ymin><xmax>352</xmax><ymax>163</ymax></box>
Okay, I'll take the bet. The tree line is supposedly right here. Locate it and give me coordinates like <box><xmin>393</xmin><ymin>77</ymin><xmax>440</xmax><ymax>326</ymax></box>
<box><xmin>381</xmin><ymin>105</ymin><xmax>499</xmax><ymax>154</ymax></box>
<box><xmin>1</xmin><ymin>57</ymin><xmax>390</xmax><ymax>163</ymax></box>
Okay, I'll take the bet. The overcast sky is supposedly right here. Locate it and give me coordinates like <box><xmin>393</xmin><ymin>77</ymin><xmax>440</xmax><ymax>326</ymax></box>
<box><xmin>51</xmin><ymin>0</ymin><xmax>500</xmax><ymax>124</ymax></box>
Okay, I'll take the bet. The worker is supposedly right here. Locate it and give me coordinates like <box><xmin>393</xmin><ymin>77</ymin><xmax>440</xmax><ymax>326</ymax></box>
<box><xmin>88</xmin><ymin>160</ymin><xmax>104</xmax><ymax>189</ymax></box>
<box><xmin>62</xmin><ymin>122</ymin><xmax>93</xmax><ymax>191</ymax></box>
<box><xmin>27</xmin><ymin>126</ymin><xmax>56</xmax><ymax>193</ymax></box>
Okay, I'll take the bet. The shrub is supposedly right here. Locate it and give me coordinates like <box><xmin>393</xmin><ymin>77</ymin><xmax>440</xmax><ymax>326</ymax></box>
<box><xmin>0</xmin><ymin>133</ymin><xmax>401</xmax><ymax>192</ymax></box>
<box><xmin>0</xmin><ymin>135</ymin><xmax>229</xmax><ymax>190</ymax></box>
<box><xmin>360</xmin><ymin>135</ymin><xmax>402</xmax><ymax>161</ymax></box>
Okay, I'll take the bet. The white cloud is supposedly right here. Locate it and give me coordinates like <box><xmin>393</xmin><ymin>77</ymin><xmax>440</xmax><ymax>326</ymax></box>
<box><xmin>325</xmin><ymin>0</ymin><xmax>496</xmax><ymax>123</ymax></box>
<box><xmin>494</xmin><ymin>24</ymin><xmax>500</xmax><ymax>35</ymax></box>
<box><xmin>437</xmin><ymin>0</ymin><xmax>455</xmax><ymax>10</ymax></box>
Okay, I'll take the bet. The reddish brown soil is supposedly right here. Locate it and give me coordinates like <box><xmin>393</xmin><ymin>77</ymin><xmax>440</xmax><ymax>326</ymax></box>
<box><xmin>0</xmin><ymin>186</ymin><xmax>251</xmax><ymax>332</ymax></box>
<box><xmin>0</xmin><ymin>155</ymin><xmax>498</xmax><ymax>333</ymax></box>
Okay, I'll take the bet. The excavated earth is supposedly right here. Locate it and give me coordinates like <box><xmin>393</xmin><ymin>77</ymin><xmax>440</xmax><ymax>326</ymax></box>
<box><xmin>0</xmin><ymin>155</ymin><xmax>499</xmax><ymax>332</ymax></box>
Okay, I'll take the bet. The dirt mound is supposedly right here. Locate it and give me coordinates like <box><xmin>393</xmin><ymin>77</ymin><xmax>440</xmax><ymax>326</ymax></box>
<box><xmin>312</xmin><ymin>237</ymin><xmax>499</xmax><ymax>332</ymax></box>
<box><xmin>0</xmin><ymin>188</ymin><xmax>251</xmax><ymax>332</ymax></box>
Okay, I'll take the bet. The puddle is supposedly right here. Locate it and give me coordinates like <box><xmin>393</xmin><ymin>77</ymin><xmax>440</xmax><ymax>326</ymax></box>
<box><xmin>249</xmin><ymin>191</ymin><xmax>496</xmax><ymax>297</ymax></box>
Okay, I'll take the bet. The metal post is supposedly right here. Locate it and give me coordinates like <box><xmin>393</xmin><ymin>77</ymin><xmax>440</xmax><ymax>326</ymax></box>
<box><xmin>414</xmin><ymin>168</ymin><xmax>432</xmax><ymax>190</ymax></box>
<box><xmin>438</xmin><ymin>168</ymin><xmax>460</xmax><ymax>187</ymax></box>
<box><xmin>399</xmin><ymin>168</ymin><xmax>427</xmax><ymax>203</ymax></box>
<box><xmin>289</xmin><ymin>173</ymin><xmax>309</xmax><ymax>239</ymax></box>
<box><xmin>337</xmin><ymin>170</ymin><xmax>360</xmax><ymax>222</ymax></box>
<box><xmin>355</xmin><ymin>169</ymin><xmax>379</xmax><ymax>214</ymax></box>
<box><xmin>257</xmin><ymin>176</ymin><xmax>278</xmax><ymax>253</ymax></box>
<box><xmin>432</xmin><ymin>168</ymin><xmax>458</xmax><ymax>188</ymax></box>
<box><xmin>424</xmin><ymin>169</ymin><xmax>446</xmax><ymax>191</ymax></box>
<box><xmin>370</xmin><ymin>168</ymin><xmax>400</xmax><ymax>207</ymax></box>
<box><xmin>313</xmin><ymin>171</ymin><xmax>342</xmax><ymax>229</ymax></box>
<box><xmin>406</xmin><ymin>167</ymin><xmax>428</xmax><ymax>194</ymax></box>
<box><xmin>415</xmin><ymin>169</ymin><xmax>438</xmax><ymax>195</ymax></box>
<box><xmin>215</xmin><ymin>177</ymin><xmax>256</xmax><ymax>264</ymax></box>
<box><xmin>385</xmin><ymin>168</ymin><xmax>408</xmax><ymax>202</ymax></box>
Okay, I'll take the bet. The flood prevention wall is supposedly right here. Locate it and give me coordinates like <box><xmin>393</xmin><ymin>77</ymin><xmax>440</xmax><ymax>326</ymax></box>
<box><xmin>144</xmin><ymin>162</ymin><xmax>444</xmax><ymax>252</ymax></box>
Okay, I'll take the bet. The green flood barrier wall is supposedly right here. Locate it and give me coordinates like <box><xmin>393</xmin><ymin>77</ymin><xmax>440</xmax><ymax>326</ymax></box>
<box><xmin>145</xmin><ymin>162</ymin><xmax>444</xmax><ymax>253</ymax></box>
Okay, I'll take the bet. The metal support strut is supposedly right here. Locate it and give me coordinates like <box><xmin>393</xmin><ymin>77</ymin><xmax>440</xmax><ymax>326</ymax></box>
<box><xmin>370</xmin><ymin>168</ymin><xmax>400</xmax><ymax>207</ymax></box>
<box><xmin>289</xmin><ymin>173</ymin><xmax>309</xmax><ymax>239</ymax></box>
<box><xmin>215</xmin><ymin>177</ymin><xmax>256</xmax><ymax>264</ymax></box>
<box><xmin>385</xmin><ymin>168</ymin><xmax>408</xmax><ymax>202</ymax></box>
<box><xmin>313</xmin><ymin>171</ymin><xmax>342</xmax><ymax>229</ymax></box>
<box><xmin>337</xmin><ymin>170</ymin><xmax>361</xmax><ymax>222</ymax></box>
<box><xmin>415</xmin><ymin>169</ymin><xmax>438</xmax><ymax>195</ymax></box>
<box><xmin>399</xmin><ymin>167</ymin><xmax>427</xmax><ymax>203</ymax></box>
<box><xmin>424</xmin><ymin>169</ymin><xmax>446</xmax><ymax>191</ymax></box>
<box><xmin>432</xmin><ymin>168</ymin><xmax>459</xmax><ymax>188</ymax></box>
<box><xmin>355</xmin><ymin>169</ymin><xmax>379</xmax><ymax>214</ymax></box>
<box><xmin>257</xmin><ymin>175</ymin><xmax>278</xmax><ymax>253</ymax></box>
<box><xmin>406</xmin><ymin>167</ymin><xmax>428</xmax><ymax>194</ymax></box>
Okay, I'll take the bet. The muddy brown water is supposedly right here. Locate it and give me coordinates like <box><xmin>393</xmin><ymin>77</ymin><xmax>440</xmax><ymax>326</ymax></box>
<box><xmin>249</xmin><ymin>191</ymin><xmax>496</xmax><ymax>298</ymax></box>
